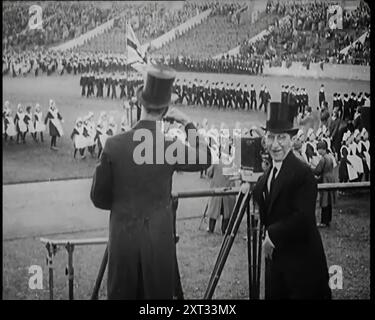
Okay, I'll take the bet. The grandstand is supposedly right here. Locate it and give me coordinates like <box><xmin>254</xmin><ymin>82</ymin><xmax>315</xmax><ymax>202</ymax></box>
<box><xmin>152</xmin><ymin>9</ymin><xmax>279</xmax><ymax>59</ymax></box>
<box><xmin>75</xmin><ymin>1</ymin><xmax>208</xmax><ymax>54</ymax></box>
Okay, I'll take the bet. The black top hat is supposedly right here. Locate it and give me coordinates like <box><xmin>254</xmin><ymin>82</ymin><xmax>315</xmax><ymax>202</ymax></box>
<box><xmin>265</xmin><ymin>102</ymin><xmax>299</xmax><ymax>135</ymax></box>
<box><xmin>136</xmin><ymin>64</ymin><xmax>176</xmax><ymax>109</ymax></box>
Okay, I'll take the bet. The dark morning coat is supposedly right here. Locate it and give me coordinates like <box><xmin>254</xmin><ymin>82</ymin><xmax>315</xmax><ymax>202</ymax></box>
<box><xmin>90</xmin><ymin>120</ymin><xmax>211</xmax><ymax>299</ymax></box>
<box><xmin>253</xmin><ymin>151</ymin><xmax>331</xmax><ymax>299</ymax></box>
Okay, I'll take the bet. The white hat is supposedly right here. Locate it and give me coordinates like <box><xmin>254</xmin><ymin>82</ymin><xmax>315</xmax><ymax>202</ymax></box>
<box><xmin>306</xmin><ymin>128</ymin><xmax>314</xmax><ymax>139</ymax></box>
<box><xmin>342</xmin><ymin>131</ymin><xmax>351</xmax><ymax>142</ymax></box>
<box><xmin>322</xmin><ymin>125</ymin><xmax>328</xmax><ymax>136</ymax></box>
<box><xmin>353</xmin><ymin>129</ymin><xmax>361</xmax><ymax>138</ymax></box>
<box><xmin>316</xmin><ymin>127</ymin><xmax>323</xmax><ymax>137</ymax></box>
<box><xmin>361</xmin><ymin>128</ymin><xmax>368</xmax><ymax>137</ymax></box>
<box><xmin>296</xmin><ymin>129</ymin><xmax>304</xmax><ymax>138</ymax></box>
<box><xmin>75</xmin><ymin>117</ymin><xmax>83</xmax><ymax>126</ymax></box>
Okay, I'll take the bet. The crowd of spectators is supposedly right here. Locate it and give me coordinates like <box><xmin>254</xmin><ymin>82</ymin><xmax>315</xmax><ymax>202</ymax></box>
<box><xmin>152</xmin><ymin>4</ymin><xmax>276</xmax><ymax>59</ymax></box>
<box><xmin>3</xmin><ymin>1</ymin><xmax>122</xmax><ymax>51</ymax></box>
<box><xmin>153</xmin><ymin>55</ymin><xmax>264</xmax><ymax>75</ymax></box>
<box><xmin>2</xmin><ymin>49</ymin><xmax>133</xmax><ymax>77</ymax></box>
<box><xmin>239</xmin><ymin>0</ymin><xmax>371</xmax><ymax>66</ymax></box>
<box><xmin>129</xmin><ymin>1</ymin><xmax>205</xmax><ymax>44</ymax></box>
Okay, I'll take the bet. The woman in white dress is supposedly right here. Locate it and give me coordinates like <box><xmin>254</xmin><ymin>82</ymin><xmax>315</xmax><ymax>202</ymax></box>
<box><xmin>106</xmin><ymin>117</ymin><xmax>117</xmax><ymax>137</ymax></box>
<box><xmin>71</xmin><ymin>117</ymin><xmax>87</xmax><ymax>159</ymax></box>
<box><xmin>34</xmin><ymin>103</ymin><xmax>46</xmax><ymax>142</ymax></box>
<box><xmin>94</xmin><ymin>121</ymin><xmax>107</xmax><ymax>159</ymax></box>
<box><xmin>44</xmin><ymin>99</ymin><xmax>64</xmax><ymax>151</ymax></box>
<box><xmin>4</xmin><ymin>106</ymin><xmax>17</xmax><ymax>142</ymax></box>
<box><xmin>25</xmin><ymin>105</ymin><xmax>37</xmax><ymax>142</ymax></box>
<box><xmin>347</xmin><ymin>129</ymin><xmax>364</xmax><ymax>181</ymax></box>
<box><xmin>84</xmin><ymin>112</ymin><xmax>96</xmax><ymax>157</ymax></box>
<box><xmin>14</xmin><ymin>104</ymin><xmax>28</xmax><ymax>144</ymax></box>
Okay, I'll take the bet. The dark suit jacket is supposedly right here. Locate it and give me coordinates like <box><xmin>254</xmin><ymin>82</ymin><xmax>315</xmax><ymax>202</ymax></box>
<box><xmin>91</xmin><ymin>120</ymin><xmax>211</xmax><ymax>299</ymax></box>
<box><xmin>253</xmin><ymin>151</ymin><xmax>331</xmax><ymax>299</ymax></box>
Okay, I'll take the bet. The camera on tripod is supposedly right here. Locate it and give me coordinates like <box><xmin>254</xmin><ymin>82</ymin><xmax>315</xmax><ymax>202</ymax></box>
<box><xmin>222</xmin><ymin>133</ymin><xmax>264</xmax><ymax>182</ymax></box>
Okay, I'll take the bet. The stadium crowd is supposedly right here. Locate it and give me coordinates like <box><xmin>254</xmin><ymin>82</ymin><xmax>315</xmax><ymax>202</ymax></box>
<box><xmin>2</xmin><ymin>49</ymin><xmax>132</xmax><ymax>77</ymax></box>
<box><xmin>3</xmin><ymin>1</ymin><xmax>122</xmax><ymax>51</ymax></box>
<box><xmin>238</xmin><ymin>0</ymin><xmax>371</xmax><ymax>66</ymax></box>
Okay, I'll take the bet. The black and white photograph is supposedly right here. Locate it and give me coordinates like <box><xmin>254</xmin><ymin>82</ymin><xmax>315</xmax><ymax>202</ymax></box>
<box><xmin>2</xmin><ymin>0</ymin><xmax>371</xmax><ymax>303</ymax></box>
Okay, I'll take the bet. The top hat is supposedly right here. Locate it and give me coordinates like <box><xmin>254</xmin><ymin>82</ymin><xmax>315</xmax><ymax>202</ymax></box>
<box><xmin>136</xmin><ymin>64</ymin><xmax>176</xmax><ymax>109</ymax></box>
<box><xmin>265</xmin><ymin>102</ymin><xmax>299</xmax><ymax>135</ymax></box>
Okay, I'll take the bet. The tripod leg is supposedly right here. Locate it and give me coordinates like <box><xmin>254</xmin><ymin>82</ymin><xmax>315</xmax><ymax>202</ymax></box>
<box><xmin>246</xmin><ymin>201</ymin><xmax>252</xmax><ymax>299</ymax></box>
<box><xmin>174</xmin><ymin>252</ymin><xmax>184</xmax><ymax>300</ymax></box>
<box><xmin>206</xmin><ymin>191</ymin><xmax>244</xmax><ymax>291</ymax></box>
<box><xmin>198</xmin><ymin>202</ymin><xmax>208</xmax><ymax>231</ymax></box>
<box><xmin>65</xmin><ymin>243</ymin><xmax>75</xmax><ymax>300</ymax></box>
<box><xmin>256</xmin><ymin>223</ymin><xmax>263</xmax><ymax>298</ymax></box>
<box><xmin>204</xmin><ymin>191</ymin><xmax>251</xmax><ymax>299</ymax></box>
<box><xmin>91</xmin><ymin>245</ymin><xmax>108</xmax><ymax>300</ymax></box>
<box><xmin>251</xmin><ymin>215</ymin><xmax>258</xmax><ymax>299</ymax></box>
<box><xmin>264</xmin><ymin>256</ymin><xmax>272</xmax><ymax>300</ymax></box>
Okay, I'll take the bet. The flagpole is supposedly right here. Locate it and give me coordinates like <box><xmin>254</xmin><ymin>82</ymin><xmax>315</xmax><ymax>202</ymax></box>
<box><xmin>125</xmin><ymin>19</ymin><xmax>133</xmax><ymax>126</ymax></box>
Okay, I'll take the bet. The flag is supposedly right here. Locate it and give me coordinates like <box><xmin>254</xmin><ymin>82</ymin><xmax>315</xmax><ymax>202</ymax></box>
<box><xmin>126</xmin><ymin>21</ymin><xmax>146</xmax><ymax>64</ymax></box>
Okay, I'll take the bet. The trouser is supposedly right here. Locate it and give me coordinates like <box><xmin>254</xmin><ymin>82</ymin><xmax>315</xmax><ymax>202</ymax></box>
<box><xmin>250</xmin><ymin>97</ymin><xmax>257</xmax><ymax>110</ymax></box>
<box><xmin>321</xmin><ymin>204</ymin><xmax>332</xmax><ymax>226</ymax></box>
<box><xmin>208</xmin><ymin>200</ymin><xmax>230</xmax><ymax>234</ymax></box>
<box><xmin>243</xmin><ymin>98</ymin><xmax>250</xmax><ymax>110</ymax></box>
<box><xmin>259</xmin><ymin>99</ymin><xmax>265</xmax><ymax>111</ymax></box>
<box><xmin>209</xmin><ymin>218</ymin><xmax>229</xmax><ymax>235</ymax></box>
<box><xmin>51</xmin><ymin>135</ymin><xmax>57</xmax><ymax>148</ymax></box>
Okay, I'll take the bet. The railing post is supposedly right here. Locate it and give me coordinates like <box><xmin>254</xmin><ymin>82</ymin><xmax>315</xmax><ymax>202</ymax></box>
<box><xmin>65</xmin><ymin>243</ymin><xmax>75</xmax><ymax>300</ymax></box>
<box><xmin>45</xmin><ymin>242</ymin><xmax>57</xmax><ymax>300</ymax></box>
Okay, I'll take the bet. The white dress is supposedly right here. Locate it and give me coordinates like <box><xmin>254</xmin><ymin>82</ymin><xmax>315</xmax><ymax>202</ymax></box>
<box><xmin>349</xmin><ymin>142</ymin><xmax>364</xmax><ymax>175</ymax></box>
<box><xmin>5</xmin><ymin>116</ymin><xmax>17</xmax><ymax>136</ymax></box>
<box><xmin>73</xmin><ymin>127</ymin><xmax>87</xmax><ymax>149</ymax></box>
<box><xmin>34</xmin><ymin>112</ymin><xmax>46</xmax><ymax>132</ymax></box>
<box><xmin>85</xmin><ymin>122</ymin><xmax>96</xmax><ymax>147</ymax></box>
<box><xmin>26</xmin><ymin>113</ymin><xmax>36</xmax><ymax>133</ymax></box>
<box><xmin>16</xmin><ymin>112</ymin><xmax>27</xmax><ymax>133</ymax></box>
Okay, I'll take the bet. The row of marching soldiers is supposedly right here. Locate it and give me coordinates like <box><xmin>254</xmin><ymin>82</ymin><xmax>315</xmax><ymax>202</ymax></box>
<box><xmin>292</xmin><ymin>125</ymin><xmax>370</xmax><ymax>183</ymax></box>
<box><xmin>3</xmin><ymin>99</ymin><xmax>64</xmax><ymax>150</ymax></box>
<box><xmin>172</xmin><ymin>79</ymin><xmax>274</xmax><ymax>112</ymax></box>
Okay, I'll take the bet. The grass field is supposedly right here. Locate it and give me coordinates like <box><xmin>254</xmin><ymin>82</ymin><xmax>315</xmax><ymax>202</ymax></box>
<box><xmin>3</xmin><ymin>73</ymin><xmax>370</xmax><ymax>184</ymax></box>
<box><xmin>2</xmin><ymin>73</ymin><xmax>370</xmax><ymax>300</ymax></box>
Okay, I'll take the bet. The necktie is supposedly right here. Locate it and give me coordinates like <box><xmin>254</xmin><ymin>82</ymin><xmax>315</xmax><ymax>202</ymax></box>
<box><xmin>269</xmin><ymin>167</ymin><xmax>278</xmax><ymax>194</ymax></box>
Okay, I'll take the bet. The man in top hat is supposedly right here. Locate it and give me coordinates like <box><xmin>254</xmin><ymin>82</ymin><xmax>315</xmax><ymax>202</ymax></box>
<box><xmin>242</xmin><ymin>101</ymin><xmax>331</xmax><ymax>299</ymax></box>
<box><xmin>90</xmin><ymin>64</ymin><xmax>212</xmax><ymax>300</ymax></box>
